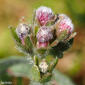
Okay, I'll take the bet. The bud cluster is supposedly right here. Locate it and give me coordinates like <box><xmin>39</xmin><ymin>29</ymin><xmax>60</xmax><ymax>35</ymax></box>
<box><xmin>14</xmin><ymin>6</ymin><xmax>75</xmax><ymax>49</ymax></box>
<box><xmin>10</xmin><ymin>6</ymin><xmax>76</xmax><ymax>83</ymax></box>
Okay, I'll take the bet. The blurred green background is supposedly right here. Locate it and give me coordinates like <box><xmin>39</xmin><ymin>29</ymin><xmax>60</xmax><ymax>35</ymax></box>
<box><xmin>0</xmin><ymin>0</ymin><xmax>85</xmax><ymax>85</ymax></box>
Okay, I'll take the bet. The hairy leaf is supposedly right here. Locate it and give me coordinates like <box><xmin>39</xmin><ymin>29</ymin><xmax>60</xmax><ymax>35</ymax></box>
<box><xmin>10</xmin><ymin>26</ymin><xmax>33</xmax><ymax>55</ymax></box>
<box><xmin>56</xmin><ymin>38</ymin><xmax>74</xmax><ymax>52</ymax></box>
<box><xmin>8</xmin><ymin>63</ymin><xmax>33</xmax><ymax>78</ymax></box>
<box><xmin>0</xmin><ymin>57</ymin><xmax>28</xmax><ymax>75</ymax></box>
<box><xmin>10</xmin><ymin>26</ymin><xmax>21</xmax><ymax>43</ymax></box>
<box><xmin>52</xmin><ymin>69</ymin><xmax>75</xmax><ymax>85</ymax></box>
<box><xmin>31</xmin><ymin>65</ymin><xmax>41</xmax><ymax>82</ymax></box>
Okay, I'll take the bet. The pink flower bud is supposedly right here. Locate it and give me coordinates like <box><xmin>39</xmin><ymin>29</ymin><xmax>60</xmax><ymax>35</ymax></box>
<box><xmin>57</xmin><ymin>14</ymin><xmax>74</xmax><ymax>33</ymax></box>
<box><xmin>37</xmin><ymin>42</ymin><xmax>49</xmax><ymax>48</ymax></box>
<box><xmin>37</xmin><ymin>26</ymin><xmax>53</xmax><ymax>48</ymax></box>
<box><xmin>36</xmin><ymin>6</ymin><xmax>54</xmax><ymax>26</ymax></box>
<box><xmin>56</xmin><ymin>14</ymin><xmax>74</xmax><ymax>41</ymax></box>
<box><xmin>16</xmin><ymin>23</ymin><xmax>30</xmax><ymax>45</ymax></box>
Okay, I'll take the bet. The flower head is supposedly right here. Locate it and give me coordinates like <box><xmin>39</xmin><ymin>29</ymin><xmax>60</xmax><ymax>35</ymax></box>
<box><xmin>37</xmin><ymin>26</ymin><xmax>53</xmax><ymax>48</ymax></box>
<box><xmin>36</xmin><ymin>6</ymin><xmax>54</xmax><ymax>26</ymax></box>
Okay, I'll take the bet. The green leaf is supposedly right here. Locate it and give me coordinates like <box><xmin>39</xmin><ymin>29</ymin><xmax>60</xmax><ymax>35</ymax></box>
<box><xmin>24</xmin><ymin>36</ymin><xmax>33</xmax><ymax>54</ymax></box>
<box><xmin>30</xmin><ymin>68</ymin><xmax>75</xmax><ymax>85</ymax></box>
<box><xmin>10</xmin><ymin>26</ymin><xmax>34</xmax><ymax>55</ymax></box>
<box><xmin>52</xmin><ymin>69</ymin><xmax>75</xmax><ymax>85</ymax></box>
<box><xmin>8</xmin><ymin>63</ymin><xmax>33</xmax><ymax>78</ymax></box>
<box><xmin>29</xmin><ymin>69</ymin><xmax>76</xmax><ymax>85</ymax></box>
<box><xmin>49</xmin><ymin>47</ymin><xmax>63</xmax><ymax>58</ymax></box>
<box><xmin>56</xmin><ymin>38</ymin><xmax>74</xmax><ymax>52</ymax></box>
<box><xmin>9</xmin><ymin>26</ymin><xmax>26</xmax><ymax>53</ymax></box>
<box><xmin>9</xmin><ymin>26</ymin><xmax>21</xmax><ymax>43</ymax></box>
<box><xmin>9</xmin><ymin>64</ymin><xmax>41</xmax><ymax>82</ymax></box>
<box><xmin>58</xmin><ymin>30</ymin><xmax>68</xmax><ymax>41</ymax></box>
<box><xmin>8</xmin><ymin>63</ymin><xmax>41</xmax><ymax>82</ymax></box>
<box><xmin>8</xmin><ymin>63</ymin><xmax>75</xmax><ymax>85</ymax></box>
<box><xmin>40</xmin><ymin>72</ymin><xmax>52</xmax><ymax>83</ymax></box>
<box><xmin>0</xmin><ymin>57</ymin><xmax>28</xmax><ymax>75</ymax></box>
<box><xmin>31</xmin><ymin>65</ymin><xmax>41</xmax><ymax>82</ymax></box>
<box><xmin>49</xmin><ymin>38</ymin><xmax>73</xmax><ymax>58</ymax></box>
<box><xmin>48</xmin><ymin>57</ymin><xmax>58</xmax><ymax>72</ymax></box>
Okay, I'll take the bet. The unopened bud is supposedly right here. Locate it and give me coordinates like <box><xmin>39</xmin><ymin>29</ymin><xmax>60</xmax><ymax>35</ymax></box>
<box><xmin>16</xmin><ymin>23</ymin><xmax>30</xmax><ymax>45</ymax></box>
<box><xmin>55</xmin><ymin>14</ymin><xmax>74</xmax><ymax>41</ymax></box>
<box><xmin>36</xmin><ymin>6</ymin><xmax>54</xmax><ymax>26</ymax></box>
<box><xmin>37</xmin><ymin>26</ymin><xmax>53</xmax><ymax>48</ymax></box>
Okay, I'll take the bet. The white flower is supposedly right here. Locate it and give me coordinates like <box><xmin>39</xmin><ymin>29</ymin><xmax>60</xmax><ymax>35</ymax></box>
<box><xmin>39</xmin><ymin>61</ymin><xmax>48</xmax><ymax>73</ymax></box>
<box><xmin>16</xmin><ymin>23</ymin><xmax>30</xmax><ymax>38</ymax></box>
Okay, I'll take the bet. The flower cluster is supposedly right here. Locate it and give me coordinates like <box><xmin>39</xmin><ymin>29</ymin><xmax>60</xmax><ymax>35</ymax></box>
<box><xmin>10</xmin><ymin>6</ymin><xmax>76</xmax><ymax>82</ymax></box>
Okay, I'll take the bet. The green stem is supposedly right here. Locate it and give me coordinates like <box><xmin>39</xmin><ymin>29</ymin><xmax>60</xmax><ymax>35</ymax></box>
<box><xmin>48</xmin><ymin>57</ymin><xmax>58</xmax><ymax>72</ymax></box>
<box><xmin>17</xmin><ymin>77</ymin><xmax>22</xmax><ymax>85</ymax></box>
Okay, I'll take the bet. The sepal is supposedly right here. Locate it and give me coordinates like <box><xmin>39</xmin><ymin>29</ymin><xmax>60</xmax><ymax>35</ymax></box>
<box><xmin>40</xmin><ymin>72</ymin><xmax>52</xmax><ymax>83</ymax></box>
<box><xmin>9</xmin><ymin>26</ymin><xmax>21</xmax><ymax>43</ymax></box>
<box><xmin>31</xmin><ymin>65</ymin><xmax>41</xmax><ymax>82</ymax></box>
